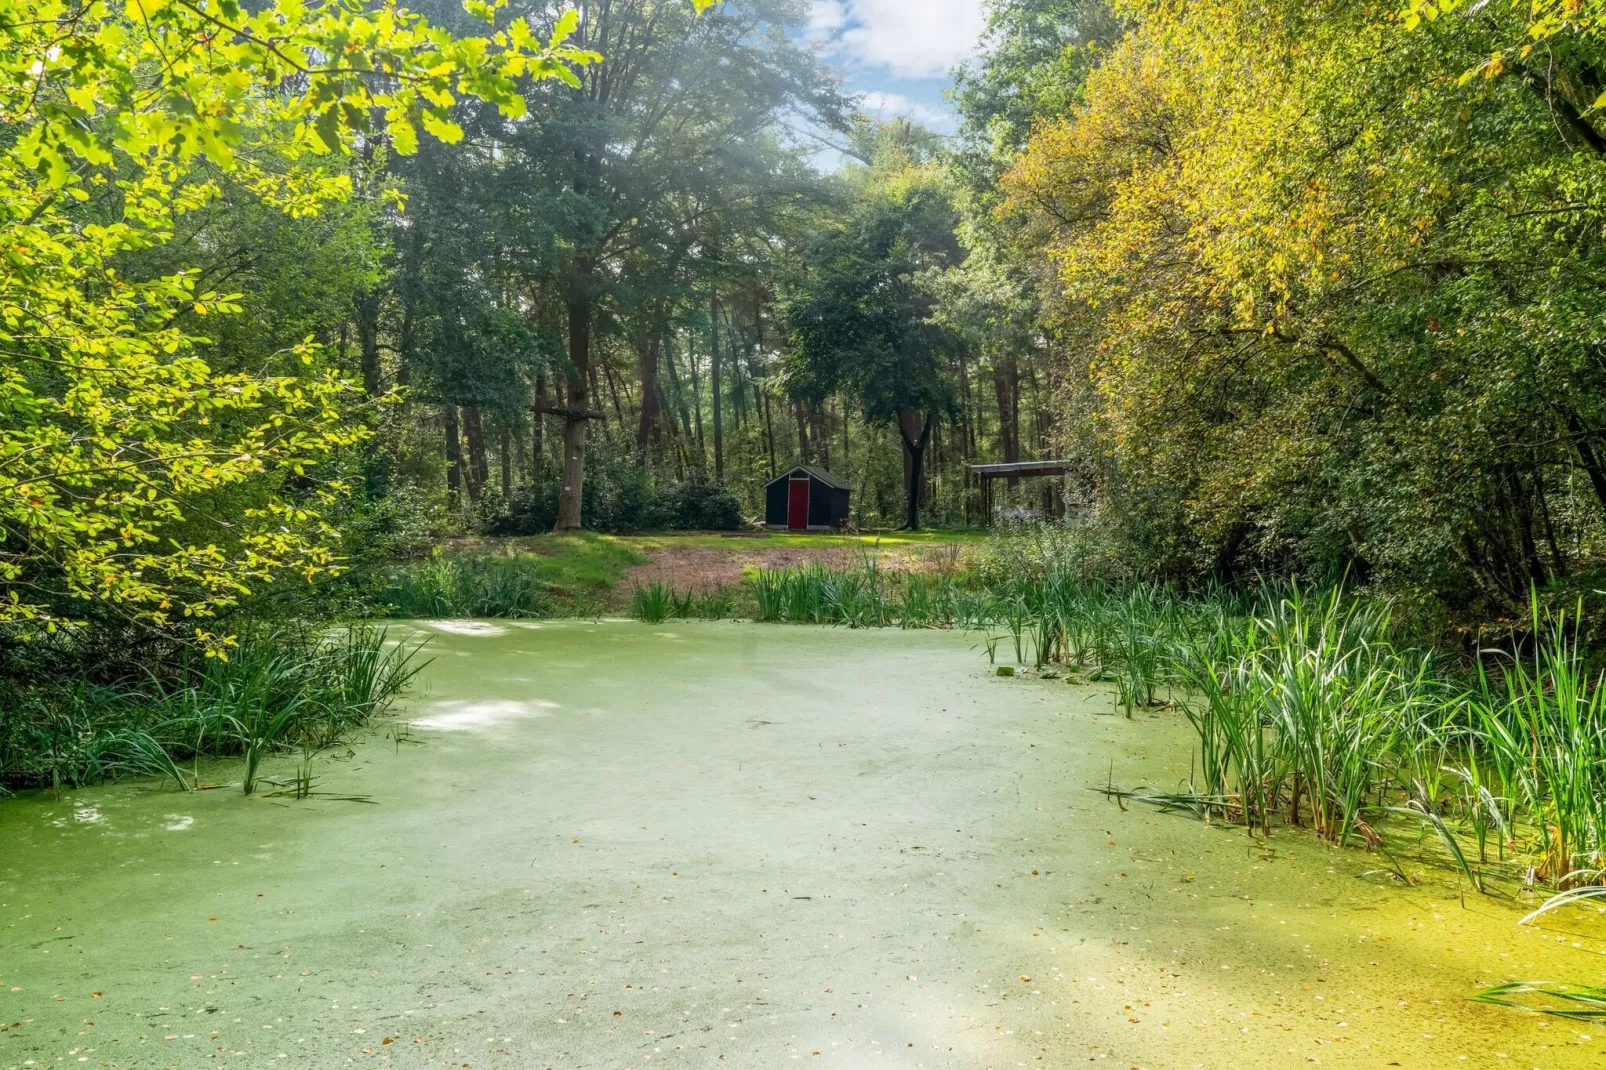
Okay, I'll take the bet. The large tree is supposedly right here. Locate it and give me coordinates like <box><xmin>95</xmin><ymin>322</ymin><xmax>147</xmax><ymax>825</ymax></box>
<box><xmin>1000</xmin><ymin>0</ymin><xmax>1606</xmax><ymax>611</ymax></box>
<box><xmin>0</xmin><ymin>0</ymin><xmax>592</xmax><ymax>643</ymax></box>
<box><xmin>785</xmin><ymin>142</ymin><xmax>962</xmax><ymax>530</ymax></box>
<box><xmin>506</xmin><ymin>0</ymin><xmax>837</xmax><ymax>529</ymax></box>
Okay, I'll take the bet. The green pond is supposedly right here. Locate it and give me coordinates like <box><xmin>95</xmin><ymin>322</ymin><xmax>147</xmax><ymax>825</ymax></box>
<box><xmin>3</xmin><ymin>621</ymin><xmax>1605</xmax><ymax>1069</ymax></box>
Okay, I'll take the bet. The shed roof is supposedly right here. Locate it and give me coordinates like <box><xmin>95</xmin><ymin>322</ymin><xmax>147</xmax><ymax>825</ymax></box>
<box><xmin>767</xmin><ymin>464</ymin><xmax>852</xmax><ymax>491</ymax></box>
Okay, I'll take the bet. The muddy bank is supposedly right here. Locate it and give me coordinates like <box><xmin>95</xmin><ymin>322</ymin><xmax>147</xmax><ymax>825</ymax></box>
<box><xmin>2</xmin><ymin>621</ymin><xmax>1602</xmax><ymax>1069</ymax></box>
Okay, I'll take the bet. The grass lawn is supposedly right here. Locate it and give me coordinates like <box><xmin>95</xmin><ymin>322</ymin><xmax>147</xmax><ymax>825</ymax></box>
<box><xmin>435</xmin><ymin>528</ymin><xmax>988</xmax><ymax>608</ymax></box>
<box><xmin>452</xmin><ymin>531</ymin><xmax>648</xmax><ymax>591</ymax></box>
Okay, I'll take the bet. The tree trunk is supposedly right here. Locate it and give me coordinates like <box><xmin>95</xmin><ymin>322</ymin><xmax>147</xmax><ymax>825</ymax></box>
<box><xmin>462</xmin><ymin>402</ymin><xmax>488</xmax><ymax>504</ymax></box>
<box><xmin>587</xmin><ymin>358</ymin><xmax>607</xmax><ymax>437</ymax></box>
<box><xmin>664</xmin><ymin>333</ymin><xmax>695</xmax><ymax>443</ymax></box>
<box><xmin>794</xmin><ymin>402</ymin><xmax>811</xmax><ymax>464</ymax></box>
<box><xmin>811</xmin><ymin>403</ymin><xmax>830</xmax><ymax>470</ymax></box>
<box><xmin>688</xmin><ymin>330</ymin><xmax>705</xmax><ymax>465</ymax></box>
<box><xmin>840</xmin><ymin>397</ymin><xmax>850</xmax><ymax>466</ymax></box>
<box><xmin>1566</xmin><ymin>410</ymin><xmax>1606</xmax><ymax>519</ymax></box>
<box><xmin>993</xmin><ymin>355</ymin><xmax>1020</xmax><ymax>488</ymax></box>
<box><xmin>604</xmin><ymin>358</ymin><xmax>628</xmax><ymax>428</ymax></box>
<box><xmin>1510</xmin><ymin>469</ymin><xmax>1547</xmax><ymax>588</ymax></box>
<box><xmin>443</xmin><ymin>404</ymin><xmax>463</xmax><ymax>508</ymax></box>
<box><xmin>660</xmin><ymin>376</ymin><xmax>686</xmax><ymax>480</ymax></box>
<box><xmin>635</xmin><ymin>329</ymin><xmax>660</xmax><ymax>465</ymax></box>
<box><xmin>753</xmin><ymin>289</ymin><xmax>777</xmax><ymax>478</ymax></box>
<box><xmin>354</xmin><ymin>290</ymin><xmax>383</xmax><ymax>397</ymax></box>
<box><xmin>710</xmin><ymin>294</ymin><xmax>724</xmax><ymax>484</ymax></box>
<box><xmin>761</xmin><ymin>388</ymin><xmax>777</xmax><ymax>478</ymax></box>
<box><xmin>396</xmin><ymin>226</ymin><xmax>424</xmax><ymax>390</ymax></box>
<box><xmin>555</xmin><ymin>285</ymin><xmax>591</xmax><ymax>531</ymax></box>
<box><xmin>1534</xmin><ymin>462</ymin><xmax>1568</xmax><ymax>578</ymax></box>
<box><xmin>532</xmin><ymin>371</ymin><xmax>547</xmax><ymax>466</ymax></box>
<box><xmin>499</xmin><ymin>431</ymin><xmax>512</xmax><ymax>499</ymax></box>
<box><xmin>898</xmin><ymin>411</ymin><xmax>933</xmax><ymax>532</ymax></box>
<box><xmin>396</xmin><ymin>300</ymin><xmax>414</xmax><ymax>390</ymax></box>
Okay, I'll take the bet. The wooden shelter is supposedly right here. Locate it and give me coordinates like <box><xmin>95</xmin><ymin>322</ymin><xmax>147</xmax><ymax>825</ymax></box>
<box><xmin>969</xmin><ymin>460</ymin><xmax>1082</xmax><ymax>526</ymax></box>
<box><xmin>764</xmin><ymin>465</ymin><xmax>852</xmax><ymax>531</ymax></box>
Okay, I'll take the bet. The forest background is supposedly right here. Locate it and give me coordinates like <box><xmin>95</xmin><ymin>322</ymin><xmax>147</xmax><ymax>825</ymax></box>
<box><xmin>7</xmin><ymin>0</ymin><xmax>1606</xmax><ymax>741</ymax></box>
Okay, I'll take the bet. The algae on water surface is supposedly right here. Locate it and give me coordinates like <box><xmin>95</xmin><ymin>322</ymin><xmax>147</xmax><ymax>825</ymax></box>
<box><xmin>1</xmin><ymin>621</ymin><xmax>1603</xmax><ymax>1068</ymax></box>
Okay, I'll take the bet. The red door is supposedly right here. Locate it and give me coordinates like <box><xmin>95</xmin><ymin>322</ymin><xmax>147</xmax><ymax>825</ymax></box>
<box><xmin>787</xmin><ymin>478</ymin><xmax>810</xmax><ymax>530</ymax></box>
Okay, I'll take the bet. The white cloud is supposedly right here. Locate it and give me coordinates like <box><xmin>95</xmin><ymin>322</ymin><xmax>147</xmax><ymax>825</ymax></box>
<box><xmin>805</xmin><ymin>0</ymin><xmax>848</xmax><ymax>43</ymax></box>
<box><xmin>857</xmin><ymin>90</ymin><xmax>955</xmax><ymax>131</ymax></box>
<box><xmin>811</xmin><ymin>0</ymin><xmax>988</xmax><ymax>78</ymax></box>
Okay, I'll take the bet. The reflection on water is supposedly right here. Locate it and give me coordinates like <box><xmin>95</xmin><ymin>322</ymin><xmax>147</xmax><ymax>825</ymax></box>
<box><xmin>423</xmin><ymin>620</ymin><xmax>509</xmax><ymax>637</ymax></box>
<box><xmin>410</xmin><ymin>697</ymin><xmax>560</xmax><ymax>731</ymax></box>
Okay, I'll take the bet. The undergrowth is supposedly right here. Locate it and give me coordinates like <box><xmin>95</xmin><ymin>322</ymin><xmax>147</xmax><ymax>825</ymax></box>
<box><xmin>0</xmin><ymin>624</ymin><xmax>425</xmax><ymax>796</ymax></box>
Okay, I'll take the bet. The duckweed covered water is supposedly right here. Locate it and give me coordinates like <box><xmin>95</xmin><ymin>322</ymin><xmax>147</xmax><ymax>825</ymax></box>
<box><xmin>3</xmin><ymin>621</ymin><xmax>1604</xmax><ymax>1068</ymax></box>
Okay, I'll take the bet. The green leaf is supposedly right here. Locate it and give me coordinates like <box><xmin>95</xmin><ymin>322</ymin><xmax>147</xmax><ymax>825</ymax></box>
<box><xmin>421</xmin><ymin>112</ymin><xmax>465</xmax><ymax>144</ymax></box>
<box><xmin>550</xmin><ymin>7</ymin><xmax>580</xmax><ymax>47</ymax></box>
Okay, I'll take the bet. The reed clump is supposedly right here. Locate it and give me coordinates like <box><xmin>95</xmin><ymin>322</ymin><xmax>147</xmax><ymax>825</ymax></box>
<box><xmin>377</xmin><ymin>554</ymin><xmax>558</xmax><ymax>618</ymax></box>
<box><xmin>1124</xmin><ymin>586</ymin><xmax>1606</xmax><ymax>896</ymax></box>
<box><xmin>0</xmin><ymin>624</ymin><xmax>425</xmax><ymax>796</ymax></box>
<box><xmin>629</xmin><ymin>582</ymin><xmax>747</xmax><ymax>623</ymax></box>
<box><xmin>646</xmin><ymin>550</ymin><xmax>1606</xmax><ymax>896</ymax></box>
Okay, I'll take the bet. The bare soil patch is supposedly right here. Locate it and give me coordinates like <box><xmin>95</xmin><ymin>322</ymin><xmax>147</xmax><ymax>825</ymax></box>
<box><xmin>622</xmin><ymin>537</ymin><xmax>964</xmax><ymax>594</ymax></box>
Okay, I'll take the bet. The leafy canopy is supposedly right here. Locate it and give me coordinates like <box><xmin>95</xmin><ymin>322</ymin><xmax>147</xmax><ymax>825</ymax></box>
<box><xmin>0</xmin><ymin>0</ymin><xmax>625</xmax><ymax>644</ymax></box>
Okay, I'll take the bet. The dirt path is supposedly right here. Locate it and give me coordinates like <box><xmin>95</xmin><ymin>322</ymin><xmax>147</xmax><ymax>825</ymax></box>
<box><xmin>2</xmin><ymin>622</ymin><xmax>1601</xmax><ymax>1069</ymax></box>
<box><xmin>620</xmin><ymin>537</ymin><xmax>964</xmax><ymax>594</ymax></box>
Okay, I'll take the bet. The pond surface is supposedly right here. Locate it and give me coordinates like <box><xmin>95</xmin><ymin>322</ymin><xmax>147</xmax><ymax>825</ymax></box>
<box><xmin>2</xmin><ymin>620</ymin><xmax>1604</xmax><ymax>1069</ymax></box>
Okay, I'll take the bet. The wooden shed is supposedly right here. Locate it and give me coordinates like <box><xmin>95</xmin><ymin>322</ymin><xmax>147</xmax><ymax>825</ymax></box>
<box><xmin>764</xmin><ymin>465</ymin><xmax>852</xmax><ymax>531</ymax></box>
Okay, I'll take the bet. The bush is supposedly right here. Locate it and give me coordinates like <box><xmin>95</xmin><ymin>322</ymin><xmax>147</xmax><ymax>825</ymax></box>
<box><xmin>486</xmin><ymin>442</ymin><xmax>656</xmax><ymax>535</ymax></box>
<box><xmin>652</xmin><ymin>481</ymin><xmax>742</xmax><ymax>531</ymax></box>
<box><xmin>0</xmin><ymin>624</ymin><xmax>424</xmax><ymax>793</ymax></box>
<box><xmin>484</xmin><ymin>456</ymin><xmax>740</xmax><ymax>535</ymax></box>
<box><xmin>377</xmin><ymin>554</ymin><xmax>558</xmax><ymax>618</ymax></box>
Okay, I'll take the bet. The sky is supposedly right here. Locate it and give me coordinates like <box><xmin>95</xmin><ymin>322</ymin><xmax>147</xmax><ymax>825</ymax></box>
<box><xmin>802</xmin><ymin>0</ymin><xmax>990</xmax><ymax>154</ymax></box>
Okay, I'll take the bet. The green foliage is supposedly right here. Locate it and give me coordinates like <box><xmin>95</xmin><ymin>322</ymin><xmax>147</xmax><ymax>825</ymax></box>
<box><xmin>992</xmin><ymin>0</ymin><xmax>1606</xmax><ymax>618</ymax></box>
<box><xmin>629</xmin><ymin>582</ymin><xmax>677</xmax><ymax>623</ymax></box>
<box><xmin>653</xmin><ymin>482</ymin><xmax>743</xmax><ymax>531</ymax></box>
<box><xmin>377</xmin><ymin>554</ymin><xmax>558</xmax><ymax>619</ymax></box>
<box><xmin>0</xmin><ymin>0</ymin><xmax>594</xmax><ymax>643</ymax></box>
<box><xmin>627</xmin><ymin>581</ymin><xmax>744</xmax><ymax>623</ymax></box>
<box><xmin>783</xmin><ymin>143</ymin><xmax>964</xmax><ymax>528</ymax></box>
<box><xmin>374</xmin><ymin>534</ymin><xmax>645</xmax><ymax>616</ymax></box>
<box><xmin>785</xmin><ymin>162</ymin><xmax>961</xmax><ymax>424</ymax></box>
<box><xmin>0</xmin><ymin>624</ymin><xmax>422</xmax><ymax>793</ymax></box>
<box><xmin>487</xmin><ymin>455</ymin><xmax>742</xmax><ymax>535</ymax></box>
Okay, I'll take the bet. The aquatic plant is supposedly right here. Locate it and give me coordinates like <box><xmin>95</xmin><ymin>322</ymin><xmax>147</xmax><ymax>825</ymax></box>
<box><xmin>691</xmin><ymin>587</ymin><xmax>739</xmax><ymax>620</ymax></box>
<box><xmin>0</xmin><ymin>625</ymin><xmax>426</xmax><ymax>796</ymax></box>
<box><xmin>630</xmin><ymin>582</ymin><xmax>676</xmax><ymax>623</ymax></box>
<box><xmin>380</xmin><ymin>554</ymin><xmax>557</xmax><ymax>619</ymax></box>
<box><xmin>1463</xmin><ymin>599</ymin><xmax>1606</xmax><ymax>884</ymax></box>
<box><xmin>1470</xmin><ymin>982</ymin><xmax>1606</xmax><ymax>1021</ymax></box>
<box><xmin>9</xmin><ymin>686</ymin><xmax>195</xmax><ymax>796</ymax></box>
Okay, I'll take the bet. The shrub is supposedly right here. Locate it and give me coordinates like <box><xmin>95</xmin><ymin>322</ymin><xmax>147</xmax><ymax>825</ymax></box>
<box><xmin>486</xmin><ymin>444</ymin><xmax>655</xmax><ymax>535</ymax></box>
<box><xmin>651</xmin><ymin>482</ymin><xmax>742</xmax><ymax>531</ymax></box>
<box><xmin>486</xmin><ymin>468</ymin><xmax>740</xmax><ymax>535</ymax></box>
<box><xmin>0</xmin><ymin>624</ymin><xmax>425</xmax><ymax>794</ymax></box>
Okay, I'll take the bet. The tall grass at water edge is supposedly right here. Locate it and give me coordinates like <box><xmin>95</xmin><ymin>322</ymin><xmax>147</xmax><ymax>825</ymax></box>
<box><xmin>1109</xmin><ymin>587</ymin><xmax>1606</xmax><ymax>909</ymax></box>
<box><xmin>377</xmin><ymin>554</ymin><xmax>560</xmax><ymax>618</ymax></box>
<box><xmin>635</xmin><ymin>558</ymin><xmax>1606</xmax><ymax>898</ymax></box>
<box><xmin>0</xmin><ymin>624</ymin><xmax>426</xmax><ymax>796</ymax></box>
<box><xmin>629</xmin><ymin>582</ymin><xmax>742</xmax><ymax>624</ymax></box>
